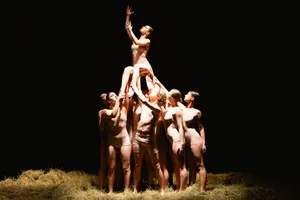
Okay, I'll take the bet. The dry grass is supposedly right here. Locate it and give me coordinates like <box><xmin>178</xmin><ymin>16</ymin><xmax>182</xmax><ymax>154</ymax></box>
<box><xmin>0</xmin><ymin>169</ymin><xmax>278</xmax><ymax>200</ymax></box>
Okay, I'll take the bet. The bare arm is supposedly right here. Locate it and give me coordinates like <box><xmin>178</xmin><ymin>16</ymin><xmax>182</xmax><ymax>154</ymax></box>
<box><xmin>153</xmin><ymin>76</ymin><xmax>169</xmax><ymax>94</ymax></box>
<box><xmin>121</xmin><ymin>80</ymin><xmax>130</xmax><ymax>114</ymax></box>
<box><xmin>125</xmin><ymin>11</ymin><xmax>134</xmax><ymax>42</ymax></box>
<box><xmin>110</xmin><ymin>96</ymin><xmax>123</xmax><ymax>117</ymax></box>
<box><xmin>132</xmin><ymin>101</ymin><xmax>140</xmax><ymax>144</ymax></box>
<box><xmin>196</xmin><ymin>110</ymin><xmax>203</xmax><ymax>132</ymax></box>
<box><xmin>197</xmin><ymin>117</ymin><xmax>205</xmax><ymax>144</ymax></box>
<box><xmin>199</xmin><ymin>127</ymin><xmax>206</xmax><ymax>146</ymax></box>
<box><xmin>134</xmin><ymin>84</ymin><xmax>161</xmax><ymax>114</ymax></box>
<box><xmin>175</xmin><ymin>108</ymin><xmax>185</xmax><ymax>144</ymax></box>
<box><xmin>125</xmin><ymin>6</ymin><xmax>150</xmax><ymax>46</ymax></box>
<box><xmin>143</xmin><ymin>100</ymin><xmax>161</xmax><ymax>114</ymax></box>
<box><xmin>131</xmin><ymin>66</ymin><xmax>146</xmax><ymax>101</ymax></box>
<box><xmin>128</xmin><ymin>28</ymin><xmax>151</xmax><ymax>46</ymax></box>
<box><xmin>196</xmin><ymin>110</ymin><xmax>206</xmax><ymax>152</ymax></box>
<box><xmin>153</xmin><ymin>76</ymin><xmax>187</xmax><ymax>110</ymax></box>
<box><xmin>98</xmin><ymin>110</ymin><xmax>106</xmax><ymax>132</ymax></box>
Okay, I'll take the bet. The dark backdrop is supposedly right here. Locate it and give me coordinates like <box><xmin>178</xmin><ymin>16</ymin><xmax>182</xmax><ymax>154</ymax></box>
<box><xmin>1</xmin><ymin>1</ymin><xmax>290</xmax><ymax>181</ymax></box>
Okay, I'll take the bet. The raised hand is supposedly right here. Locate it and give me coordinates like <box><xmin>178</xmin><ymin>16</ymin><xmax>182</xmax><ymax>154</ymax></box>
<box><xmin>126</xmin><ymin>5</ymin><xmax>134</xmax><ymax>15</ymax></box>
<box><xmin>125</xmin><ymin>6</ymin><xmax>134</xmax><ymax>31</ymax></box>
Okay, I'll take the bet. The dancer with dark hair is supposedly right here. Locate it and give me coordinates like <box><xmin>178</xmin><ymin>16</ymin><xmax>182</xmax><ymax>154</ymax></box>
<box><xmin>163</xmin><ymin>89</ymin><xmax>188</xmax><ymax>191</ymax></box>
<box><xmin>183</xmin><ymin>91</ymin><xmax>207</xmax><ymax>192</ymax></box>
<box><xmin>100</xmin><ymin>88</ymin><xmax>132</xmax><ymax>194</ymax></box>
<box><xmin>97</xmin><ymin>93</ymin><xmax>109</xmax><ymax>191</ymax></box>
<box><xmin>119</xmin><ymin>5</ymin><xmax>157</xmax><ymax>100</ymax></box>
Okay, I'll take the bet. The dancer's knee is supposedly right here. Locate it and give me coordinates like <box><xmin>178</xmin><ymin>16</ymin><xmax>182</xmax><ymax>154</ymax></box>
<box><xmin>124</xmin><ymin>66</ymin><xmax>134</xmax><ymax>74</ymax></box>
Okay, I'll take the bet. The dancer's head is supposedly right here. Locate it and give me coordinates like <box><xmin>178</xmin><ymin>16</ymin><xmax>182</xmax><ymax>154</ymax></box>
<box><xmin>157</xmin><ymin>89</ymin><xmax>167</xmax><ymax>106</ymax></box>
<box><xmin>140</xmin><ymin>25</ymin><xmax>153</xmax><ymax>38</ymax></box>
<box><xmin>148</xmin><ymin>88</ymin><xmax>167</xmax><ymax>106</ymax></box>
<box><xmin>106</xmin><ymin>92</ymin><xmax>118</xmax><ymax>108</ymax></box>
<box><xmin>168</xmin><ymin>89</ymin><xmax>182</xmax><ymax>107</ymax></box>
<box><xmin>184</xmin><ymin>91</ymin><xmax>199</xmax><ymax>103</ymax></box>
<box><xmin>100</xmin><ymin>93</ymin><xmax>108</xmax><ymax>105</ymax></box>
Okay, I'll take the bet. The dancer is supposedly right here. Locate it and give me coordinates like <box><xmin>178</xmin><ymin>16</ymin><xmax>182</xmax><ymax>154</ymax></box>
<box><xmin>156</xmin><ymin>112</ymin><xmax>174</xmax><ymax>188</ymax></box>
<box><xmin>183</xmin><ymin>91</ymin><xmax>207</xmax><ymax>192</ymax></box>
<box><xmin>119</xmin><ymin>5</ymin><xmax>156</xmax><ymax>99</ymax></box>
<box><xmin>132</xmin><ymin>86</ymin><xmax>167</xmax><ymax>195</ymax></box>
<box><xmin>163</xmin><ymin>89</ymin><xmax>188</xmax><ymax>191</ymax></box>
<box><xmin>98</xmin><ymin>93</ymin><xmax>109</xmax><ymax>191</ymax></box>
<box><xmin>100</xmin><ymin>89</ymin><xmax>131</xmax><ymax>194</ymax></box>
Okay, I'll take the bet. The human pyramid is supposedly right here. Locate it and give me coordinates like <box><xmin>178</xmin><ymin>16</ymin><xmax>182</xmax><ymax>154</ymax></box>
<box><xmin>97</xmin><ymin>6</ymin><xmax>207</xmax><ymax>196</ymax></box>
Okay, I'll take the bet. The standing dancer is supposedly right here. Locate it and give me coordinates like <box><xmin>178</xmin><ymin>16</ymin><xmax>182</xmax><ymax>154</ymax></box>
<box><xmin>183</xmin><ymin>91</ymin><xmax>207</xmax><ymax>192</ymax></box>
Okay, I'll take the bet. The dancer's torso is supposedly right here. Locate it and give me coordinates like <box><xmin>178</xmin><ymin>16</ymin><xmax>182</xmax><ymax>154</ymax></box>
<box><xmin>131</xmin><ymin>43</ymin><xmax>151</xmax><ymax>68</ymax></box>
<box><xmin>136</xmin><ymin>103</ymin><xmax>160</xmax><ymax>144</ymax></box>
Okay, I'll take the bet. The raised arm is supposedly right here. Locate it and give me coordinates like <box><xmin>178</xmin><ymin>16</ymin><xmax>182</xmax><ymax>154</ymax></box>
<box><xmin>153</xmin><ymin>76</ymin><xmax>186</xmax><ymax>109</ymax></box>
<box><xmin>125</xmin><ymin>6</ymin><xmax>134</xmax><ymax>42</ymax></box>
<box><xmin>153</xmin><ymin>76</ymin><xmax>168</xmax><ymax>94</ymax></box>
<box><xmin>121</xmin><ymin>78</ymin><xmax>130</xmax><ymax>113</ymax></box>
<box><xmin>143</xmin><ymin>99</ymin><xmax>161</xmax><ymax>114</ymax></box>
<box><xmin>125</xmin><ymin>6</ymin><xmax>150</xmax><ymax>46</ymax></box>
<box><xmin>111</xmin><ymin>95</ymin><xmax>124</xmax><ymax>117</ymax></box>
<box><xmin>134</xmin><ymin>86</ymin><xmax>160</xmax><ymax>114</ymax></box>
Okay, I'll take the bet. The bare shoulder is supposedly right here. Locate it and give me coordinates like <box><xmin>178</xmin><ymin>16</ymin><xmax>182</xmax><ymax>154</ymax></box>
<box><xmin>141</xmin><ymin>38</ymin><xmax>151</xmax><ymax>44</ymax></box>
<box><xmin>98</xmin><ymin>109</ymin><xmax>104</xmax><ymax>116</ymax></box>
<box><xmin>98</xmin><ymin>109</ymin><xmax>111</xmax><ymax>116</ymax></box>
<box><xmin>193</xmin><ymin>108</ymin><xmax>202</xmax><ymax>118</ymax></box>
<box><xmin>175</xmin><ymin>107</ymin><xmax>183</xmax><ymax>115</ymax></box>
<box><xmin>143</xmin><ymin>38</ymin><xmax>150</xmax><ymax>42</ymax></box>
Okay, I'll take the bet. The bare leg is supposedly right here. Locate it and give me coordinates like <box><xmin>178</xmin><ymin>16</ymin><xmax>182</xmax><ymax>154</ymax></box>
<box><xmin>115</xmin><ymin>154</ymin><xmax>124</xmax><ymax>191</ymax></box>
<box><xmin>186</xmin><ymin>146</ymin><xmax>196</xmax><ymax>185</ymax></box>
<box><xmin>159</xmin><ymin>147</ymin><xmax>169</xmax><ymax>187</ymax></box>
<box><xmin>131</xmin><ymin>65</ymin><xmax>154</xmax><ymax>99</ymax></box>
<box><xmin>120</xmin><ymin>145</ymin><xmax>132</xmax><ymax>191</ymax></box>
<box><xmin>172</xmin><ymin>142</ymin><xmax>188</xmax><ymax>191</ymax></box>
<box><xmin>145</xmin><ymin>75</ymin><xmax>157</xmax><ymax>93</ymax></box>
<box><xmin>98</xmin><ymin>137</ymin><xmax>107</xmax><ymax>191</ymax></box>
<box><xmin>199</xmin><ymin>154</ymin><xmax>207</xmax><ymax>192</ymax></box>
<box><xmin>144</xmin><ymin>152</ymin><xmax>154</xmax><ymax>186</ymax></box>
<box><xmin>171</xmin><ymin>152</ymin><xmax>180</xmax><ymax>191</ymax></box>
<box><xmin>107</xmin><ymin>145</ymin><xmax>116</xmax><ymax>194</ymax></box>
<box><xmin>155</xmin><ymin>120</ymin><xmax>170</xmax><ymax>188</ymax></box>
<box><xmin>149</xmin><ymin>150</ymin><xmax>165</xmax><ymax>195</ymax></box>
<box><xmin>190</xmin><ymin>144</ymin><xmax>206</xmax><ymax>192</ymax></box>
<box><xmin>196</xmin><ymin>144</ymin><xmax>207</xmax><ymax>192</ymax></box>
<box><xmin>119</xmin><ymin>66</ymin><xmax>134</xmax><ymax>96</ymax></box>
<box><xmin>168</xmin><ymin>145</ymin><xmax>174</xmax><ymax>187</ymax></box>
<box><xmin>133</xmin><ymin>142</ymin><xmax>145</xmax><ymax>193</ymax></box>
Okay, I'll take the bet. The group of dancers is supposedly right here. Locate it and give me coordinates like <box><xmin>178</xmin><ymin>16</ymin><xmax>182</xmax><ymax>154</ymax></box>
<box><xmin>97</xmin><ymin>6</ymin><xmax>207</xmax><ymax>195</ymax></box>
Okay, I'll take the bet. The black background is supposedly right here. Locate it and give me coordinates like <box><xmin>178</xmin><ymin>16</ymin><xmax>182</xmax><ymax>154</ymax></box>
<box><xmin>1</xmin><ymin>0</ymin><xmax>292</xmax><ymax>181</ymax></box>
